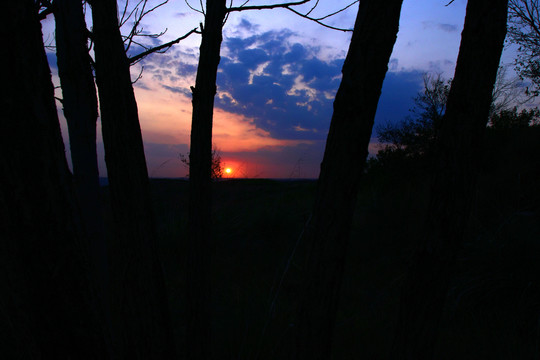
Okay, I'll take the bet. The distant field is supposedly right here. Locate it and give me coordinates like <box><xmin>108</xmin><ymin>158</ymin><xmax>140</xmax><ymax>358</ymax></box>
<box><xmin>100</xmin><ymin>128</ymin><xmax>540</xmax><ymax>358</ymax></box>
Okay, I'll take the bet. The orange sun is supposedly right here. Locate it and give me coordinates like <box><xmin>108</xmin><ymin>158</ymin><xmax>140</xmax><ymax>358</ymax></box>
<box><xmin>225</xmin><ymin>168</ymin><xmax>232</xmax><ymax>174</ymax></box>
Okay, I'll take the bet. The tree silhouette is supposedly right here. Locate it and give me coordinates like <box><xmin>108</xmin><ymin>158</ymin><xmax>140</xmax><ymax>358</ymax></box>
<box><xmin>88</xmin><ymin>0</ymin><xmax>175</xmax><ymax>357</ymax></box>
<box><xmin>377</xmin><ymin>74</ymin><xmax>450</xmax><ymax>159</ymax></box>
<box><xmin>391</xmin><ymin>0</ymin><xmax>509</xmax><ymax>358</ymax></box>
<box><xmin>53</xmin><ymin>1</ymin><xmax>111</xmax><ymax>340</ymax></box>
<box><xmin>508</xmin><ymin>0</ymin><xmax>540</xmax><ymax>95</ymax></box>
<box><xmin>490</xmin><ymin>106</ymin><xmax>540</xmax><ymax>129</ymax></box>
<box><xmin>376</xmin><ymin>68</ymin><xmax>534</xmax><ymax>164</ymax></box>
<box><xmin>184</xmin><ymin>1</ymin><xmax>355</xmax><ymax>358</ymax></box>
<box><xmin>179</xmin><ymin>146</ymin><xmax>224</xmax><ymax>180</ymax></box>
<box><xmin>1</xmin><ymin>0</ymin><xmax>108</xmax><ymax>357</ymax></box>
<box><xmin>288</xmin><ymin>1</ymin><xmax>404</xmax><ymax>358</ymax></box>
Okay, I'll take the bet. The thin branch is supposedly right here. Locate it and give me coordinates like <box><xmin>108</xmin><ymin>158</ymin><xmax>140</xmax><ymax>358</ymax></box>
<box><xmin>139</xmin><ymin>0</ymin><xmax>169</xmax><ymax>20</ymax></box>
<box><xmin>311</xmin><ymin>0</ymin><xmax>358</xmax><ymax>22</ymax></box>
<box><xmin>199</xmin><ymin>0</ymin><xmax>205</xmax><ymax>15</ymax></box>
<box><xmin>129</xmin><ymin>27</ymin><xmax>199</xmax><ymax>64</ymax></box>
<box><xmin>125</xmin><ymin>0</ymin><xmax>149</xmax><ymax>52</ymax></box>
<box><xmin>132</xmin><ymin>65</ymin><xmax>144</xmax><ymax>84</ymax></box>
<box><xmin>122</xmin><ymin>0</ymin><xmax>171</xmax><ymax>56</ymax></box>
<box><xmin>127</xmin><ymin>38</ymin><xmax>151</xmax><ymax>51</ymax></box>
<box><xmin>39</xmin><ymin>8</ymin><xmax>54</xmax><ymax>20</ymax></box>
<box><xmin>285</xmin><ymin>6</ymin><xmax>353</xmax><ymax>32</ymax></box>
<box><xmin>38</xmin><ymin>0</ymin><xmax>54</xmax><ymax>19</ymax></box>
<box><xmin>223</xmin><ymin>0</ymin><xmax>234</xmax><ymax>25</ymax></box>
<box><xmin>120</xmin><ymin>0</ymin><xmax>139</xmax><ymax>27</ymax></box>
<box><xmin>226</xmin><ymin>0</ymin><xmax>355</xmax><ymax>32</ymax></box>
<box><xmin>185</xmin><ymin>0</ymin><xmax>204</xmax><ymax>15</ymax></box>
<box><xmin>305</xmin><ymin>0</ymin><xmax>319</xmax><ymax>17</ymax></box>
<box><xmin>226</xmin><ymin>0</ymin><xmax>310</xmax><ymax>13</ymax></box>
<box><xmin>237</xmin><ymin>0</ymin><xmax>251</xmax><ymax>7</ymax></box>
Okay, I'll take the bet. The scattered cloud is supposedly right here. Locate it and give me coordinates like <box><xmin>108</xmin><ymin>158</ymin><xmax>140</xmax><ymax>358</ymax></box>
<box><xmin>87</xmin><ymin>18</ymin><xmax>439</xmax><ymax>177</ymax></box>
<box><xmin>238</xmin><ymin>18</ymin><xmax>260</xmax><ymax>32</ymax></box>
<box><xmin>438</xmin><ymin>23</ymin><xmax>458</xmax><ymax>33</ymax></box>
<box><xmin>161</xmin><ymin>84</ymin><xmax>191</xmax><ymax>96</ymax></box>
<box><xmin>215</xmin><ymin>29</ymin><xmax>344</xmax><ymax>140</ymax></box>
<box><xmin>422</xmin><ymin>21</ymin><xmax>459</xmax><ymax>33</ymax></box>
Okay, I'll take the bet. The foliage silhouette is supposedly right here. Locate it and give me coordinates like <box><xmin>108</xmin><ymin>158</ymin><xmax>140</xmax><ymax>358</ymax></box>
<box><xmin>490</xmin><ymin>106</ymin><xmax>540</xmax><ymax>129</ymax></box>
<box><xmin>376</xmin><ymin>70</ymin><xmax>539</xmax><ymax>168</ymax></box>
<box><xmin>391</xmin><ymin>0</ymin><xmax>509</xmax><ymax>357</ymax></box>
<box><xmin>179</xmin><ymin>146</ymin><xmax>224</xmax><ymax>180</ymax></box>
<box><xmin>377</xmin><ymin>74</ymin><xmax>450</xmax><ymax>160</ymax></box>
<box><xmin>508</xmin><ymin>0</ymin><xmax>540</xmax><ymax>95</ymax></box>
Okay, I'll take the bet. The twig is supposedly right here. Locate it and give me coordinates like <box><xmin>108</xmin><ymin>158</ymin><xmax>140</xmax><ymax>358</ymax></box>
<box><xmin>129</xmin><ymin>27</ymin><xmax>200</xmax><ymax>64</ymax></box>
<box><xmin>226</xmin><ymin>0</ymin><xmax>355</xmax><ymax>32</ymax></box>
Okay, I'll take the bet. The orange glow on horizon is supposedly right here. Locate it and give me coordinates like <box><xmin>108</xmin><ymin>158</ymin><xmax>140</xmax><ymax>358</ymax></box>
<box><xmin>130</xmin><ymin>79</ymin><xmax>319</xmax><ymax>178</ymax></box>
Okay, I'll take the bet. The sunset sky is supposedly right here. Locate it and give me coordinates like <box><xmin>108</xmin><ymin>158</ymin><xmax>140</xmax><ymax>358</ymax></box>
<box><xmin>42</xmin><ymin>0</ymin><xmax>519</xmax><ymax>178</ymax></box>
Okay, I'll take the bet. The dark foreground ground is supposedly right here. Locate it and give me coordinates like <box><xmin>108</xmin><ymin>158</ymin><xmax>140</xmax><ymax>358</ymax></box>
<box><xmin>102</xmin><ymin>129</ymin><xmax>540</xmax><ymax>359</ymax></box>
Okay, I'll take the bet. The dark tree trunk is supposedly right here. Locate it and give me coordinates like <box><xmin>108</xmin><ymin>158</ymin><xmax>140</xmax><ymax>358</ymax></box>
<box><xmin>294</xmin><ymin>1</ymin><xmax>403</xmax><ymax>359</ymax></box>
<box><xmin>187</xmin><ymin>1</ymin><xmax>226</xmax><ymax>358</ymax></box>
<box><xmin>391</xmin><ymin>1</ymin><xmax>508</xmax><ymax>359</ymax></box>
<box><xmin>54</xmin><ymin>0</ymin><xmax>111</xmax><ymax>340</ymax></box>
<box><xmin>89</xmin><ymin>0</ymin><xmax>175</xmax><ymax>357</ymax></box>
<box><xmin>0</xmin><ymin>0</ymin><xmax>108</xmax><ymax>358</ymax></box>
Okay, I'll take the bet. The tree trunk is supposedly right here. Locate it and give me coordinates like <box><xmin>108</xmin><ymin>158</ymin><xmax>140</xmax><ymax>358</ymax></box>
<box><xmin>187</xmin><ymin>1</ymin><xmax>226</xmax><ymax>358</ymax></box>
<box><xmin>294</xmin><ymin>1</ymin><xmax>404</xmax><ymax>359</ymax></box>
<box><xmin>89</xmin><ymin>0</ymin><xmax>175</xmax><ymax>357</ymax></box>
<box><xmin>54</xmin><ymin>0</ymin><xmax>111</xmax><ymax>343</ymax></box>
<box><xmin>0</xmin><ymin>1</ymin><xmax>108</xmax><ymax>357</ymax></box>
<box><xmin>391</xmin><ymin>1</ymin><xmax>508</xmax><ymax>359</ymax></box>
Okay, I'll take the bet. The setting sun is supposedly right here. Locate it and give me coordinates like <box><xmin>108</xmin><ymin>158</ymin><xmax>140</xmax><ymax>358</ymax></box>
<box><xmin>225</xmin><ymin>168</ymin><xmax>232</xmax><ymax>174</ymax></box>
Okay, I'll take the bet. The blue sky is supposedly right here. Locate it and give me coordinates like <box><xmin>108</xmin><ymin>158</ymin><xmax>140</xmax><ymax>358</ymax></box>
<box><xmin>42</xmin><ymin>0</ymin><xmax>521</xmax><ymax>178</ymax></box>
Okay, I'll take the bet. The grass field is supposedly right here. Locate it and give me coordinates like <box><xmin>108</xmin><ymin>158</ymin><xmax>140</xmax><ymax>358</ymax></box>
<box><xmin>101</xmin><ymin>128</ymin><xmax>540</xmax><ymax>359</ymax></box>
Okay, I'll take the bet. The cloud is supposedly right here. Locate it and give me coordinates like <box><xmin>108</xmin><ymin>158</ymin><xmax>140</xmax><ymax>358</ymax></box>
<box><xmin>161</xmin><ymin>84</ymin><xmax>191</xmax><ymax>96</ymax></box>
<box><xmin>238</xmin><ymin>18</ymin><xmax>259</xmax><ymax>32</ymax></box>
<box><xmin>422</xmin><ymin>21</ymin><xmax>459</xmax><ymax>33</ymax></box>
<box><xmin>212</xmin><ymin>108</ymin><xmax>311</xmax><ymax>153</ymax></box>
<box><xmin>438</xmin><ymin>23</ymin><xmax>458</xmax><ymax>33</ymax></box>
<box><xmin>215</xmin><ymin>29</ymin><xmax>343</xmax><ymax>140</ymax></box>
<box><xmin>129</xmin><ymin>24</ymin><xmax>428</xmax><ymax>177</ymax></box>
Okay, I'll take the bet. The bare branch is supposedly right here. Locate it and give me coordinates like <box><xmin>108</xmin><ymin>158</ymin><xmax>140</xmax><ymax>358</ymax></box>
<box><xmin>125</xmin><ymin>0</ymin><xmax>149</xmax><ymax>52</ymax></box>
<box><xmin>132</xmin><ymin>65</ymin><xmax>144</xmax><ymax>84</ymax></box>
<box><xmin>185</xmin><ymin>0</ymin><xmax>204</xmax><ymax>15</ymax></box>
<box><xmin>140</xmin><ymin>0</ymin><xmax>169</xmax><ymax>20</ymax></box>
<box><xmin>305</xmin><ymin>0</ymin><xmax>320</xmax><ymax>17</ymax></box>
<box><xmin>199</xmin><ymin>0</ymin><xmax>205</xmax><ymax>15</ymax></box>
<box><xmin>284</xmin><ymin>6</ymin><xmax>353</xmax><ymax>32</ymax></box>
<box><xmin>129</xmin><ymin>27</ymin><xmax>200</xmax><ymax>64</ymax></box>
<box><xmin>223</xmin><ymin>0</ymin><xmax>234</xmax><ymax>25</ymax></box>
<box><xmin>226</xmin><ymin>0</ymin><xmax>310</xmax><ymax>13</ymax></box>
<box><xmin>311</xmin><ymin>0</ymin><xmax>358</xmax><ymax>22</ymax></box>
<box><xmin>120</xmin><ymin>0</ymin><xmax>139</xmax><ymax>27</ymax></box>
<box><xmin>37</xmin><ymin>0</ymin><xmax>55</xmax><ymax>20</ymax></box>
<box><xmin>225</xmin><ymin>0</ymin><xmax>356</xmax><ymax>32</ymax></box>
<box><xmin>126</xmin><ymin>38</ymin><xmax>151</xmax><ymax>51</ymax></box>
